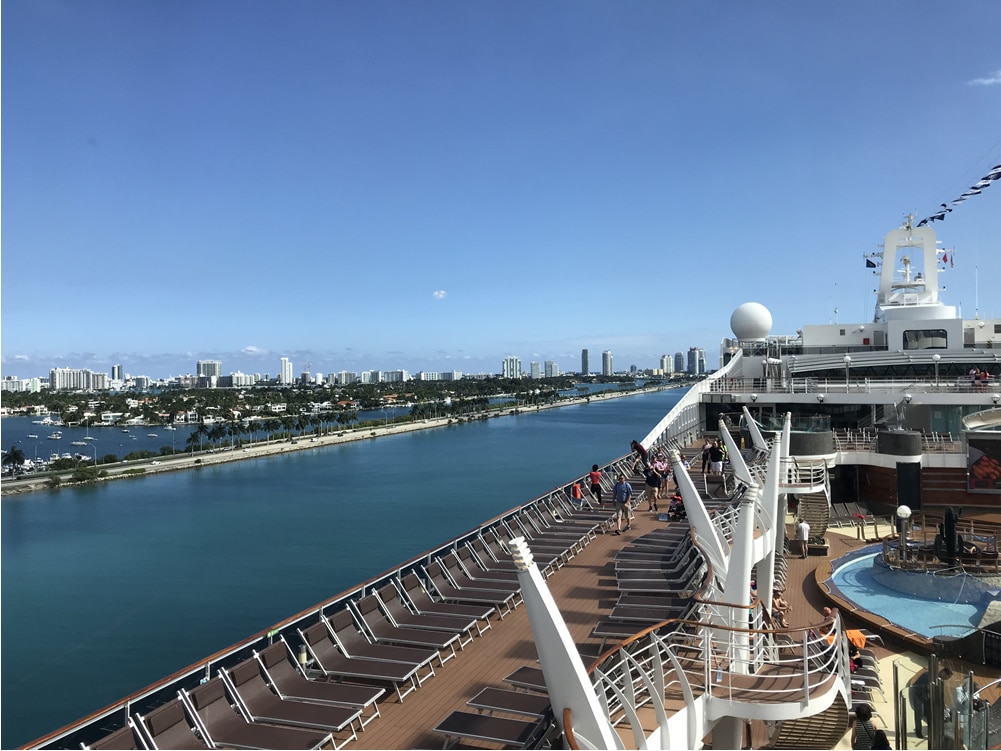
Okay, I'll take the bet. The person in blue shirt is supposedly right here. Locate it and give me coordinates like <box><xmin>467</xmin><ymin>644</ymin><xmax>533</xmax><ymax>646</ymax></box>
<box><xmin>612</xmin><ymin>474</ymin><xmax>633</xmax><ymax>535</ymax></box>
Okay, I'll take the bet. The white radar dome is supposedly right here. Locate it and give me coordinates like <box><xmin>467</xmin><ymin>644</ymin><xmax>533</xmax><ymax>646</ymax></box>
<box><xmin>730</xmin><ymin>302</ymin><xmax>772</xmax><ymax>340</ymax></box>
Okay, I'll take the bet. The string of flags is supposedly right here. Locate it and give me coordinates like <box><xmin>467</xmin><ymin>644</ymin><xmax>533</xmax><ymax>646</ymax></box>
<box><xmin>917</xmin><ymin>163</ymin><xmax>1001</xmax><ymax>226</ymax></box>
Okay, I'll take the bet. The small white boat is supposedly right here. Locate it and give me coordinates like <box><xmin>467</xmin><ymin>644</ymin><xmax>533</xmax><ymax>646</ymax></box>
<box><xmin>71</xmin><ymin>441</ymin><xmax>87</xmax><ymax>446</ymax></box>
<box><xmin>48</xmin><ymin>432</ymin><xmax>62</xmax><ymax>440</ymax></box>
<box><xmin>27</xmin><ymin>434</ymin><xmax>38</xmax><ymax>439</ymax></box>
<box><xmin>147</xmin><ymin>433</ymin><xmax>158</xmax><ymax>438</ymax></box>
<box><xmin>164</xmin><ymin>426</ymin><xmax>177</xmax><ymax>431</ymax></box>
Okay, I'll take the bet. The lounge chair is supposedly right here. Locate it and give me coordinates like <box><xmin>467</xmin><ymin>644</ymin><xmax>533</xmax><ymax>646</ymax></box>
<box><xmin>221</xmin><ymin>659</ymin><xmax>360</xmax><ymax>744</ymax></box>
<box><xmin>453</xmin><ymin>547</ymin><xmax>521</xmax><ymax>583</ymax></box>
<box><xmin>421</xmin><ymin>561</ymin><xmax>518</xmax><ymax>618</ymax></box>
<box><xmin>467</xmin><ymin>536</ymin><xmax>558</xmax><ymax>579</ymax></box>
<box><xmin>373</xmin><ymin>583</ymin><xmax>478</xmax><ymax>646</ymax></box>
<box><xmin>135</xmin><ymin>697</ymin><xmax>209</xmax><ymax>750</ymax></box>
<box><xmin>480</xmin><ymin>529</ymin><xmax>566</xmax><ymax>572</ymax></box>
<box><xmin>180</xmin><ymin>677</ymin><xmax>333</xmax><ymax>750</ymax></box>
<box><xmin>502</xmin><ymin>666</ymin><xmax>547</xmax><ymax>693</ymax></box>
<box><xmin>439</xmin><ymin>553</ymin><xmax>522</xmax><ymax>595</ymax></box>
<box><xmin>467</xmin><ymin>687</ymin><xmax>552</xmax><ymax>719</ymax></box>
<box><xmin>84</xmin><ymin>718</ymin><xmax>145</xmax><ymax>750</ymax></box>
<box><xmin>255</xmin><ymin>640</ymin><xmax>384</xmax><ymax>729</ymax></box>
<box><xmin>297</xmin><ymin>621</ymin><xmax>431</xmax><ymax>702</ymax></box>
<box><xmin>433</xmin><ymin>711</ymin><xmax>549</xmax><ymax>749</ymax></box>
<box><xmin>349</xmin><ymin>595</ymin><xmax>463</xmax><ymax>659</ymax></box>
<box><xmin>394</xmin><ymin>573</ymin><xmax>495</xmax><ymax>633</ymax></box>
<box><xmin>325</xmin><ymin>608</ymin><xmax>445</xmax><ymax>668</ymax></box>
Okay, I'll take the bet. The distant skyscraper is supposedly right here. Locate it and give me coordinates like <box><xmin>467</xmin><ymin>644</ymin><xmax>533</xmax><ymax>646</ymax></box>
<box><xmin>581</xmin><ymin>349</ymin><xmax>590</xmax><ymax>376</ymax></box>
<box><xmin>687</xmin><ymin>347</ymin><xmax>706</xmax><ymax>375</ymax></box>
<box><xmin>544</xmin><ymin>360</ymin><xmax>560</xmax><ymax>378</ymax></box>
<box><xmin>280</xmin><ymin>357</ymin><xmax>293</xmax><ymax>385</ymax></box>
<box><xmin>111</xmin><ymin>364</ymin><xmax>122</xmax><ymax>381</ymax></box>
<box><xmin>674</xmin><ymin>352</ymin><xmax>685</xmax><ymax>374</ymax></box>
<box><xmin>530</xmin><ymin>361</ymin><xmax>541</xmax><ymax>379</ymax></box>
<box><xmin>659</xmin><ymin>355</ymin><xmax>673</xmax><ymax>374</ymax></box>
<box><xmin>601</xmin><ymin>350</ymin><xmax>613</xmax><ymax>376</ymax></box>
<box><xmin>502</xmin><ymin>356</ymin><xmax>522</xmax><ymax>379</ymax></box>
<box><xmin>197</xmin><ymin>360</ymin><xmax>222</xmax><ymax>378</ymax></box>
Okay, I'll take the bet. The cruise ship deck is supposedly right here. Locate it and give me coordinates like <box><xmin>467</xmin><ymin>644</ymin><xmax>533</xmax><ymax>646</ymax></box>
<box><xmin>331</xmin><ymin>463</ymin><xmax>1000</xmax><ymax>751</ymax></box>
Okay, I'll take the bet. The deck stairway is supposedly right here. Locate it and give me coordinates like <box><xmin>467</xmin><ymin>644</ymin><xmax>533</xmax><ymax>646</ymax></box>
<box><xmin>796</xmin><ymin>491</ymin><xmax>832</xmax><ymax>556</ymax></box>
<box><xmin>770</xmin><ymin>696</ymin><xmax>850</xmax><ymax>749</ymax></box>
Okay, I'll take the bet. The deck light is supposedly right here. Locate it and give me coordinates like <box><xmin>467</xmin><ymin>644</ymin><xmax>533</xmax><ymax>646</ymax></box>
<box><xmin>298</xmin><ymin>644</ymin><xmax>308</xmax><ymax>668</ymax></box>
<box><xmin>897</xmin><ymin>505</ymin><xmax>912</xmax><ymax>566</ymax></box>
<box><xmin>993</xmin><ymin>393</ymin><xmax>1000</xmax><ymax>405</ymax></box>
<box><xmin>904</xmin><ymin>394</ymin><xmax>912</xmax><ymax>403</ymax></box>
<box><xmin>816</xmin><ymin>394</ymin><xmax>824</xmax><ymax>403</ymax></box>
<box><xmin>750</xmin><ymin>393</ymin><xmax>758</xmax><ymax>402</ymax></box>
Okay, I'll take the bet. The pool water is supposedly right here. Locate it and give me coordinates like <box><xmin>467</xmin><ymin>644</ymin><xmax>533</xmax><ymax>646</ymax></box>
<box><xmin>830</xmin><ymin>552</ymin><xmax>987</xmax><ymax>638</ymax></box>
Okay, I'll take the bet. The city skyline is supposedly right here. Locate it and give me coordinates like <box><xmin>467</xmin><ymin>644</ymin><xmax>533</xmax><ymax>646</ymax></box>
<box><xmin>3</xmin><ymin>3</ymin><xmax>1000</xmax><ymax>381</ymax></box>
<box><xmin>3</xmin><ymin>345</ymin><xmax>705</xmax><ymax>387</ymax></box>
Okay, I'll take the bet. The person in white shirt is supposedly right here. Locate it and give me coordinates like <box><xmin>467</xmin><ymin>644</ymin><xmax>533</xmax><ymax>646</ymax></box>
<box><xmin>796</xmin><ymin>518</ymin><xmax>810</xmax><ymax>559</ymax></box>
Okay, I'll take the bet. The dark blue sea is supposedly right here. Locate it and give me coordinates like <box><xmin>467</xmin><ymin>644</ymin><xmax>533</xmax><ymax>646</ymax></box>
<box><xmin>1</xmin><ymin>388</ymin><xmax>684</xmax><ymax>748</ymax></box>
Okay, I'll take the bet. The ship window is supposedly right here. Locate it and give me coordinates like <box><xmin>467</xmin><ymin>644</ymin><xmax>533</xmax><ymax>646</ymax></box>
<box><xmin>901</xmin><ymin>329</ymin><xmax>948</xmax><ymax>350</ymax></box>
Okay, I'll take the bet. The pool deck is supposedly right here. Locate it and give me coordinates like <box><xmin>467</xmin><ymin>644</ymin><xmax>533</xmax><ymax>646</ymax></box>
<box><xmin>795</xmin><ymin>518</ymin><xmax>1001</xmax><ymax>750</ymax></box>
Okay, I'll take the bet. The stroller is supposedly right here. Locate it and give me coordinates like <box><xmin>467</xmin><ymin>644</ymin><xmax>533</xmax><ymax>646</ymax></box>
<box><xmin>667</xmin><ymin>493</ymin><xmax>686</xmax><ymax>521</ymax></box>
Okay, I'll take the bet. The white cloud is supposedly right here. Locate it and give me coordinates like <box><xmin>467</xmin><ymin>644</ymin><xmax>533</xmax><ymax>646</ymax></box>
<box><xmin>968</xmin><ymin>69</ymin><xmax>1001</xmax><ymax>86</ymax></box>
<box><xmin>432</xmin><ymin>290</ymin><xmax>447</xmax><ymax>299</ymax></box>
<box><xmin>242</xmin><ymin>345</ymin><xmax>266</xmax><ymax>355</ymax></box>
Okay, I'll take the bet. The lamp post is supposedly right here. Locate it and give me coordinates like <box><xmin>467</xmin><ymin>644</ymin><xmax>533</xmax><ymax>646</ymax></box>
<box><xmin>932</xmin><ymin>353</ymin><xmax>941</xmax><ymax>388</ymax></box>
<box><xmin>897</xmin><ymin>504</ymin><xmax>912</xmax><ymax>567</ymax></box>
<box><xmin>843</xmin><ymin>354</ymin><xmax>852</xmax><ymax>391</ymax></box>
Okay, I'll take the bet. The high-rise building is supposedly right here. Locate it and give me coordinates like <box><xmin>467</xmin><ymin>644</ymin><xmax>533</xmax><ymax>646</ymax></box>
<box><xmin>197</xmin><ymin>360</ymin><xmax>222</xmax><ymax>378</ymax></box>
<box><xmin>544</xmin><ymin>360</ymin><xmax>560</xmax><ymax>378</ymax></box>
<box><xmin>601</xmin><ymin>350</ymin><xmax>613</xmax><ymax>376</ymax></box>
<box><xmin>581</xmin><ymin>349</ymin><xmax>590</xmax><ymax>376</ymax></box>
<box><xmin>687</xmin><ymin>347</ymin><xmax>707</xmax><ymax>375</ymax></box>
<box><xmin>279</xmin><ymin>357</ymin><xmax>293</xmax><ymax>385</ymax></box>
<box><xmin>674</xmin><ymin>352</ymin><xmax>685</xmax><ymax>374</ymax></box>
<box><xmin>529</xmin><ymin>362</ymin><xmax>541</xmax><ymax>379</ymax></box>
<box><xmin>660</xmin><ymin>355</ymin><xmax>673</xmax><ymax>375</ymax></box>
<box><xmin>111</xmin><ymin>364</ymin><xmax>122</xmax><ymax>381</ymax></box>
<box><xmin>502</xmin><ymin>356</ymin><xmax>522</xmax><ymax>379</ymax></box>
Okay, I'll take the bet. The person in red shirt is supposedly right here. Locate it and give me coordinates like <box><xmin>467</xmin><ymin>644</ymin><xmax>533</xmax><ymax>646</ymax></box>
<box><xmin>588</xmin><ymin>464</ymin><xmax>603</xmax><ymax>504</ymax></box>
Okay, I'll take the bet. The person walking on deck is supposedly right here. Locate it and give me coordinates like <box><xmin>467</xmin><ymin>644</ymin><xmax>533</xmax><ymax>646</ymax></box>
<box><xmin>701</xmin><ymin>437</ymin><xmax>713</xmax><ymax>474</ymax></box>
<box><xmin>708</xmin><ymin>440</ymin><xmax>724</xmax><ymax>476</ymax></box>
<box><xmin>796</xmin><ymin>518</ymin><xmax>811</xmax><ymax>558</ymax></box>
<box><xmin>612</xmin><ymin>474</ymin><xmax>633</xmax><ymax>535</ymax></box>
<box><xmin>588</xmin><ymin>464</ymin><xmax>603</xmax><ymax>504</ymax></box>
<box><xmin>630</xmin><ymin>440</ymin><xmax>649</xmax><ymax>472</ymax></box>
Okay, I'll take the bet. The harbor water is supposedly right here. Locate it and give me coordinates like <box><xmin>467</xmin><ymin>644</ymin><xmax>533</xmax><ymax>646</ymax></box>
<box><xmin>1</xmin><ymin>388</ymin><xmax>685</xmax><ymax>748</ymax></box>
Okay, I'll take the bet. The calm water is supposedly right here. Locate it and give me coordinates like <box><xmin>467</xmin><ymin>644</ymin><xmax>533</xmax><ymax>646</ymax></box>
<box><xmin>831</xmin><ymin>552</ymin><xmax>987</xmax><ymax>639</ymax></box>
<box><xmin>1</xmin><ymin>388</ymin><xmax>684</xmax><ymax>748</ymax></box>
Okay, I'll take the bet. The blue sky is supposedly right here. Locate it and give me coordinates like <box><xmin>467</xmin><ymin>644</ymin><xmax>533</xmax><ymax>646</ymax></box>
<box><xmin>3</xmin><ymin>1</ymin><xmax>1000</xmax><ymax>380</ymax></box>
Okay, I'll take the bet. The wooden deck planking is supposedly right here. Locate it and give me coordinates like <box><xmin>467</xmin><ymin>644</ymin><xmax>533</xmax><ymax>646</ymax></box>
<box><xmin>349</xmin><ymin>498</ymin><xmax>673</xmax><ymax>749</ymax></box>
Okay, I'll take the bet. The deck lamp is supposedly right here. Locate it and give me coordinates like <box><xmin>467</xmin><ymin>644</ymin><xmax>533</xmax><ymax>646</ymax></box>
<box><xmin>897</xmin><ymin>505</ymin><xmax>912</xmax><ymax>566</ymax></box>
<box><xmin>932</xmin><ymin>353</ymin><xmax>941</xmax><ymax>387</ymax></box>
<box><xmin>843</xmin><ymin>355</ymin><xmax>852</xmax><ymax>388</ymax></box>
<box><xmin>816</xmin><ymin>394</ymin><xmax>824</xmax><ymax>403</ymax></box>
<box><xmin>750</xmin><ymin>393</ymin><xmax>758</xmax><ymax>402</ymax></box>
<box><xmin>298</xmin><ymin>643</ymin><xmax>308</xmax><ymax>668</ymax></box>
<box><xmin>993</xmin><ymin>393</ymin><xmax>1000</xmax><ymax>405</ymax></box>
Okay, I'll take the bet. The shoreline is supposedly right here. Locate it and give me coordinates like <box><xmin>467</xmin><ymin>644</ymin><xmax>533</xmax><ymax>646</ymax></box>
<box><xmin>1</xmin><ymin>385</ymin><xmax>672</xmax><ymax>497</ymax></box>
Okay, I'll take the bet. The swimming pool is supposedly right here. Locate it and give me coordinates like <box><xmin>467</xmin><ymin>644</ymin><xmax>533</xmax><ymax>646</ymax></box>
<box><xmin>828</xmin><ymin>549</ymin><xmax>990</xmax><ymax>639</ymax></box>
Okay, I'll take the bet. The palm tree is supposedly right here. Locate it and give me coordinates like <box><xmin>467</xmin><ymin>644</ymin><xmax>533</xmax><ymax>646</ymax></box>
<box><xmin>3</xmin><ymin>445</ymin><xmax>26</xmax><ymax>478</ymax></box>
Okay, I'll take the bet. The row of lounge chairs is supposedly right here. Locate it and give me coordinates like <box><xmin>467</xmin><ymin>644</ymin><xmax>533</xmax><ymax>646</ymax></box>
<box><xmin>84</xmin><ymin>489</ymin><xmax>609</xmax><ymax>750</ymax></box>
